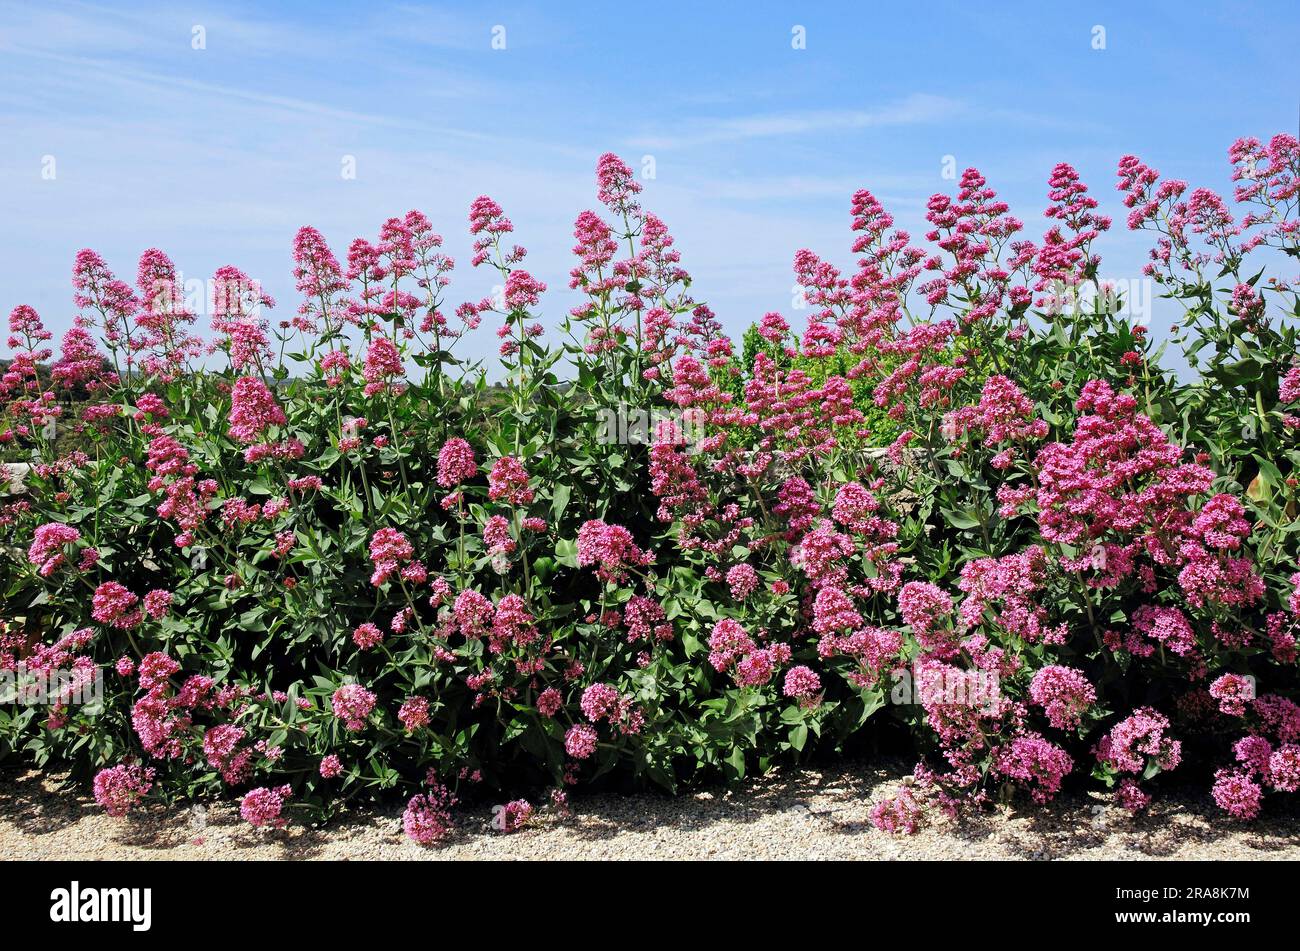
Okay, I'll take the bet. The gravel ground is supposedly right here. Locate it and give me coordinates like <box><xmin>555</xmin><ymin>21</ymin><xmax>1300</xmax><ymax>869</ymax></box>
<box><xmin>3</xmin><ymin>761</ymin><xmax>1298</xmax><ymax>860</ymax></box>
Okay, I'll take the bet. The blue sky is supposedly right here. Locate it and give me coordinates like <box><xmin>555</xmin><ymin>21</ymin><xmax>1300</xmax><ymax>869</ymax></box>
<box><xmin>1</xmin><ymin>0</ymin><xmax>1297</xmax><ymax>370</ymax></box>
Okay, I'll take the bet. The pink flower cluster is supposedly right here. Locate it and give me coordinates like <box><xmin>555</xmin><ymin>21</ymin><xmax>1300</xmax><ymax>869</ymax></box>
<box><xmin>576</xmin><ymin>519</ymin><xmax>654</xmax><ymax>583</ymax></box>
<box><xmin>331</xmin><ymin>683</ymin><xmax>377</xmax><ymax>731</ymax></box>
<box><xmin>1095</xmin><ymin>708</ymin><xmax>1182</xmax><ymax>776</ymax></box>
<box><xmin>368</xmin><ymin>527</ymin><xmax>415</xmax><ymax>586</ymax></box>
<box><xmin>1028</xmin><ymin>665</ymin><xmax>1096</xmax><ymax>731</ymax></box>
<box><xmin>92</xmin><ymin>764</ymin><xmax>155</xmax><ymax>818</ymax></box>
<box><xmin>241</xmin><ymin>784</ymin><xmax>292</xmax><ymax>828</ymax></box>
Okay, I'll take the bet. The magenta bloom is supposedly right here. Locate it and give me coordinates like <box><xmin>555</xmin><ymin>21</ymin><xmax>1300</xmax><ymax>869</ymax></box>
<box><xmin>831</xmin><ymin>482</ymin><xmax>887</xmax><ymax>535</ymax></box>
<box><xmin>368</xmin><ymin>527</ymin><xmax>414</xmax><ymax>586</ymax></box>
<box><xmin>595</xmin><ymin>152</ymin><xmax>642</xmax><ymax>214</ymax></box>
<box><xmin>362</xmin><ymin>337</ymin><xmax>404</xmax><ymax>397</ymax></box>
<box><xmin>1209</xmin><ymin>673</ymin><xmax>1255</xmax><ymax>717</ymax></box>
<box><xmin>398</xmin><ymin>696</ymin><xmax>430</xmax><ymax>732</ymax></box>
<box><xmin>331</xmin><ymin>684</ymin><xmax>377</xmax><ymax>731</ymax></box>
<box><xmin>708</xmin><ymin>618</ymin><xmax>755</xmax><ymax>672</ymax></box>
<box><xmin>136</xmin><ymin>651</ymin><xmax>180</xmax><ymax>692</ymax></box>
<box><xmin>503</xmin><ymin>269</ymin><xmax>546</xmax><ymax>312</ymax></box>
<box><xmin>203</xmin><ymin>724</ymin><xmax>252</xmax><ymax>785</ymax></box>
<box><xmin>92</xmin><ymin>764</ymin><xmax>155</xmax><ymax>817</ymax></box>
<box><xmin>624</xmin><ymin>596</ymin><xmax>673</xmax><ymax>644</ymax></box>
<box><xmin>1269</xmin><ymin>745</ymin><xmax>1300</xmax><ymax>792</ymax></box>
<box><xmin>227</xmin><ymin>376</ymin><xmax>285</xmax><ymax>444</ymax></box>
<box><xmin>1211</xmin><ymin>769</ymin><xmax>1262</xmax><ymax>820</ymax></box>
<box><xmin>487</xmin><ymin>456</ymin><xmax>534</xmax><ymax>506</ymax></box>
<box><xmin>870</xmin><ymin>789</ymin><xmax>923</xmax><ymax>835</ymax></box>
<box><xmin>991</xmin><ymin>733</ymin><xmax>1074</xmax><ymax>804</ymax></box>
<box><xmin>142</xmin><ymin>589</ymin><xmax>173</xmax><ymax>620</ymax></box>
<box><xmin>1115</xmin><ymin>778</ymin><xmax>1152</xmax><ymax>815</ymax></box>
<box><xmin>1029</xmin><ymin>665</ymin><xmax>1096</xmax><ymax>731</ymax></box>
<box><xmin>726</xmin><ymin>563</ymin><xmax>759</xmax><ymax>600</ymax></box>
<box><xmin>576</xmin><ymin>519</ymin><xmax>653</xmax><ymax>582</ymax></box>
<box><xmin>403</xmin><ymin>783</ymin><xmax>457</xmax><ymax>845</ymax></box>
<box><xmin>91</xmin><ymin>581</ymin><xmax>143</xmax><ymax>630</ymax></box>
<box><xmin>352</xmin><ymin>622</ymin><xmax>383</xmax><ymax>650</ymax></box>
<box><xmin>580</xmin><ymin>683</ymin><xmax>622</xmax><ymax>723</ymax></box>
<box><xmin>452</xmin><ymin>589</ymin><xmax>494</xmax><ymax>639</ymax></box>
<box><xmin>482</xmin><ymin>514</ymin><xmax>515</xmax><ymax>555</ymax></box>
<box><xmin>436</xmin><ymin>437</ymin><xmax>477</xmax><ymax>488</ymax></box>
<box><xmin>537</xmin><ymin>687</ymin><xmax>562</xmax><ymax>717</ymax></box>
<box><xmin>1095</xmin><ymin>707</ymin><xmax>1182</xmax><ymax>775</ymax></box>
<box><xmin>783</xmin><ymin>665</ymin><xmax>822</xmax><ymax>705</ymax></box>
<box><xmin>898</xmin><ymin>581</ymin><xmax>956</xmax><ymax>657</ymax></box>
<box><xmin>564</xmin><ymin>723</ymin><xmax>598</xmax><ymax>760</ymax></box>
<box><xmin>497</xmin><ymin>799</ymin><xmax>534</xmax><ymax>833</ymax></box>
<box><xmin>28</xmin><ymin>523</ymin><xmax>81</xmax><ymax>576</ymax></box>
<box><xmin>240</xmin><ymin>784</ymin><xmax>292</xmax><ymax>828</ymax></box>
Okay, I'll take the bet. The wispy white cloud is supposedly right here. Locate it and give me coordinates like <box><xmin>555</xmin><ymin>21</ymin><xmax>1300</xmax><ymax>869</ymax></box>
<box><xmin>626</xmin><ymin>93</ymin><xmax>963</xmax><ymax>150</ymax></box>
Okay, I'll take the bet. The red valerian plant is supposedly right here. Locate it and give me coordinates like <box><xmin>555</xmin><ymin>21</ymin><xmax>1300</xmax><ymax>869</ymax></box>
<box><xmin>1</xmin><ymin>135</ymin><xmax>1299</xmax><ymax>841</ymax></box>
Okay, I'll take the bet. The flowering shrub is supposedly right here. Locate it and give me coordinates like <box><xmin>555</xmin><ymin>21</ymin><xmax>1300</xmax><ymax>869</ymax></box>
<box><xmin>3</xmin><ymin>135</ymin><xmax>1300</xmax><ymax>838</ymax></box>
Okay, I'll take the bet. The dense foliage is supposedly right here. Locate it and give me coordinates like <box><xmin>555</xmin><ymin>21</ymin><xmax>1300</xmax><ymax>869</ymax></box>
<box><xmin>3</xmin><ymin>135</ymin><xmax>1299</xmax><ymax>837</ymax></box>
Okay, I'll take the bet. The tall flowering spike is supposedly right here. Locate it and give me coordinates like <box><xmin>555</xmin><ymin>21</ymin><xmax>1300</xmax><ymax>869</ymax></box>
<box><xmin>135</xmin><ymin>248</ymin><xmax>189</xmax><ymax>323</ymax></box>
<box><xmin>363</xmin><ymin>336</ymin><xmax>405</xmax><ymax>396</ymax></box>
<box><xmin>595</xmin><ymin>152</ymin><xmax>642</xmax><ymax>216</ymax></box>
<box><xmin>292</xmin><ymin>226</ymin><xmax>348</xmax><ymax>333</ymax></box>
<box><xmin>941</xmin><ymin>374</ymin><xmax>1048</xmax><ymax>468</ymax></box>
<box><xmin>1032</xmin><ymin>163</ymin><xmax>1111</xmax><ymax>292</ymax></box>
<box><xmin>227</xmin><ymin>376</ymin><xmax>286</xmax><ymax>444</ymax></box>
<box><xmin>468</xmin><ymin>195</ymin><xmax>516</xmax><ymax>268</ymax></box>
<box><xmin>2</xmin><ymin>305</ymin><xmax>60</xmax><ymax>435</ymax></box>
<box><xmin>377</xmin><ymin>214</ymin><xmax>417</xmax><ymax>278</ymax></box>
<box><xmin>436</xmin><ymin>437</ymin><xmax>477</xmax><ymax>488</ymax></box>
<box><xmin>1115</xmin><ymin>154</ymin><xmax>1192</xmax><ymax>280</ymax></box>
<box><xmin>638</xmin><ymin>211</ymin><xmax>690</xmax><ymax>303</ymax></box>
<box><xmin>6</xmin><ymin>303</ymin><xmax>51</xmax><ymax>348</ymax></box>
<box><xmin>346</xmin><ymin>237</ymin><xmax>383</xmax><ymax>282</ymax></box>
<box><xmin>570</xmin><ymin>209</ymin><xmax>619</xmax><ymax>291</ymax></box>
<box><xmin>503</xmin><ymin>269</ymin><xmax>546</xmax><ymax>312</ymax></box>
<box><xmin>133</xmin><ymin>248</ymin><xmax>201</xmax><ymax>380</ymax></box>
<box><xmin>72</xmin><ymin>249</ymin><xmax>140</xmax><ymax>353</ymax></box>
<box><xmin>916</xmin><ymin>166</ymin><xmax>1023</xmax><ymax>322</ymax></box>
<box><xmin>211</xmin><ymin>265</ymin><xmax>275</xmax><ymax>372</ymax></box>
<box><xmin>50</xmin><ymin>327</ymin><xmax>109</xmax><ymax>390</ymax></box>
<box><xmin>393</xmin><ymin>210</ymin><xmax>457</xmax><ymax>338</ymax></box>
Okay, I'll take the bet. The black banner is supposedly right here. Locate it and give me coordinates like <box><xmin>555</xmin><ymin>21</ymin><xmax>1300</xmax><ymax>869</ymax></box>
<box><xmin>1</xmin><ymin>859</ymin><xmax>1272</xmax><ymax>938</ymax></box>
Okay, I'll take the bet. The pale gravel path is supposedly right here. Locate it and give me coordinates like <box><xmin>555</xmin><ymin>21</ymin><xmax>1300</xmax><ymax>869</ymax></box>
<box><xmin>3</xmin><ymin>761</ymin><xmax>1298</xmax><ymax>860</ymax></box>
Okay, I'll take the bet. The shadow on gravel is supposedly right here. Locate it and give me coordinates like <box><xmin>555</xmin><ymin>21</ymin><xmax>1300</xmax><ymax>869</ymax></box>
<box><xmin>4</xmin><ymin>758</ymin><xmax>1298</xmax><ymax>859</ymax></box>
<box><xmin>0</xmin><ymin>768</ymin><xmax>90</xmax><ymax>836</ymax></box>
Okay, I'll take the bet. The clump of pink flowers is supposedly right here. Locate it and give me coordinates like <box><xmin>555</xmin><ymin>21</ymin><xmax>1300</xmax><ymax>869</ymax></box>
<box><xmin>92</xmin><ymin>764</ymin><xmax>155</xmax><ymax>818</ymax></box>
<box><xmin>331</xmin><ymin>684</ymin><xmax>377</xmax><ymax>731</ymax></box>
<box><xmin>241</xmin><ymin>784</ymin><xmax>293</xmax><ymax>828</ymax></box>
<box><xmin>1029</xmin><ymin>666</ymin><xmax>1096</xmax><ymax>731</ymax></box>
<box><xmin>404</xmin><ymin>781</ymin><xmax>458</xmax><ymax>845</ymax></box>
